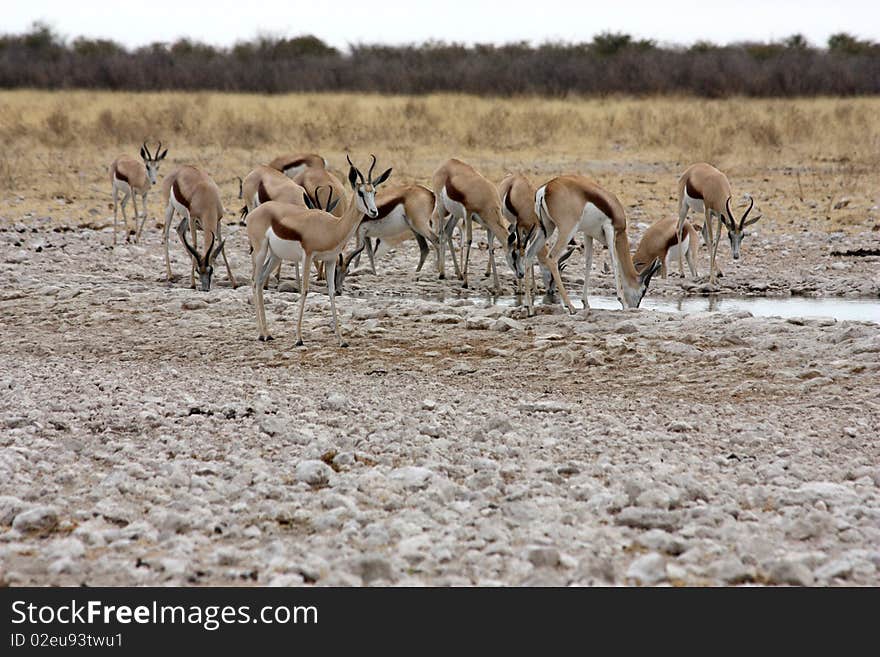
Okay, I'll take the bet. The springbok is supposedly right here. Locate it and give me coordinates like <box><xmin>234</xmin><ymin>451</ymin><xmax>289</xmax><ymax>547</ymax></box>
<box><xmin>633</xmin><ymin>216</ymin><xmax>699</xmax><ymax>279</ymax></box>
<box><xmin>109</xmin><ymin>141</ymin><xmax>167</xmax><ymax>245</ymax></box>
<box><xmin>251</xmin><ymin>155</ymin><xmax>391</xmax><ymax>346</ymax></box>
<box><xmin>531</xmin><ymin>175</ymin><xmax>661</xmax><ymax>314</ymax></box>
<box><xmin>268</xmin><ymin>152</ymin><xmax>328</xmax><ymax>180</ymax></box>
<box><xmin>431</xmin><ymin>158</ymin><xmax>521</xmax><ymax>291</ymax></box>
<box><xmin>161</xmin><ymin>165</ymin><xmax>237</xmax><ymax>292</ymax></box>
<box><xmin>676</xmin><ymin>163</ymin><xmax>761</xmax><ymax>284</ymax></box>
<box><xmin>497</xmin><ymin>173</ymin><xmax>540</xmax><ymax>306</ymax></box>
<box><xmin>240</xmin><ymin>165</ymin><xmax>312</xmax><ymax>288</ymax></box>
<box><xmin>339</xmin><ymin>184</ymin><xmax>440</xmax><ymax>284</ymax></box>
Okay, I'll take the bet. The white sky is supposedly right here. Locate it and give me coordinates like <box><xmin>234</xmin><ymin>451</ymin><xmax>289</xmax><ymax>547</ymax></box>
<box><xmin>5</xmin><ymin>0</ymin><xmax>880</xmax><ymax>50</ymax></box>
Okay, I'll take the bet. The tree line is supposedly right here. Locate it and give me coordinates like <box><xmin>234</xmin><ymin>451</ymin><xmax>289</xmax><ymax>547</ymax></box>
<box><xmin>2</xmin><ymin>23</ymin><xmax>878</xmax><ymax>96</ymax></box>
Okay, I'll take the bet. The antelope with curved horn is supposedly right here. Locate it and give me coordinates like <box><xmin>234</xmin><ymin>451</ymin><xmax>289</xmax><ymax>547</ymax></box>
<box><xmin>497</xmin><ymin>173</ymin><xmax>542</xmax><ymax>311</ymax></box>
<box><xmin>161</xmin><ymin>165</ymin><xmax>237</xmax><ymax>291</ymax></box>
<box><xmin>633</xmin><ymin>215</ymin><xmax>699</xmax><ymax>279</ymax></box>
<box><xmin>338</xmin><ymin>183</ymin><xmax>440</xmax><ymax>285</ymax></box>
<box><xmin>268</xmin><ymin>152</ymin><xmax>328</xmax><ymax>180</ymax></box>
<box><xmin>109</xmin><ymin>141</ymin><xmax>168</xmax><ymax>245</ymax></box>
<box><xmin>431</xmin><ymin>158</ymin><xmax>522</xmax><ymax>292</ymax></box>
<box><xmin>530</xmin><ymin>175</ymin><xmax>661</xmax><ymax>314</ymax></box>
<box><xmin>676</xmin><ymin>163</ymin><xmax>761</xmax><ymax>285</ymax></box>
<box><xmin>251</xmin><ymin>155</ymin><xmax>391</xmax><ymax>346</ymax></box>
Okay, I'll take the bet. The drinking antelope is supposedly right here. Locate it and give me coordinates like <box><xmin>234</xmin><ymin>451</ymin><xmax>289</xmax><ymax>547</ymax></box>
<box><xmin>161</xmin><ymin>165</ymin><xmax>237</xmax><ymax>292</ymax></box>
<box><xmin>251</xmin><ymin>155</ymin><xmax>391</xmax><ymax>346</ymax></box>
<box><xmin>339</xmin><ymin>184</ymin><xmax>440</xmax><ymax>284</ymax></box>
<box><xmin>676</xmin><ymin>163</ymin><xmax>761</xmax><ymax>284</ymax></box>
<box><xmin>431</xmin><ymin>158</ymin><xmax>522</xmax><ymax>291</ymax></box>
<box><xmin>531</xmin><ymin>175</ymin><xmax>661</xmax><ymax>313</ymax></box>
<box><xmin>109</xmin><ymin>141</ymin><xmax>168</xmax><ymax>245</ymax></box>
<box><xmin>633</xmin><ymin>216</ymin><xmax>699</xmax><ymax>279</ymax></box>
<box><xmin>497</xmin><ymin>173</ymin><xmax>541</xmax><ymax>309</ymax></box>
<box><xmin>268</xmin><ymin>152</ymin><xmax>328</xmax><ymax>180</ymax></box>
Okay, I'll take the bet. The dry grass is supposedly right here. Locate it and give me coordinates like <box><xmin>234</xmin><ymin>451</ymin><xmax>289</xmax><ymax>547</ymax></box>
<box><xmin>0</xmin><ymin>91</ymin><xmax>878</xmax><ymax>233</ymax></box>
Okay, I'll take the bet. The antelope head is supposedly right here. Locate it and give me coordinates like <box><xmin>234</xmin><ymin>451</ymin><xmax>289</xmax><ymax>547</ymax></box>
<box><xmin>507</xmin><ymin>223</ymin><xmax>538</xmax><ymax>281</ymax></box>
<box><xmin>622</xmin><ymin>257</ymin><xmax>661</xmax><ymax>309</ymax></box>
<box><xmin>347</xmin><ymin>154</ymin><xmax>392</xmax><ymax>219</ymax></box>
<box><xmin>179</xmin><ymin>229</ymin><xmax>225</xmax><ymax>292</ymax></box>
<box><xmin>721</xmin><ymin>196</ymin><xmax>761</xmax><ymax>260</ymax></box>
<box><xmin>140</xmin><ymin>140</ymin><xmax>168</xmax><ymax>185</ymax></box>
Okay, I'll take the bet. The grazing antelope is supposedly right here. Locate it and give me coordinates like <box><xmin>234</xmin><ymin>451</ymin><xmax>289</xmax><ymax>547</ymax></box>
<box><xmin>633</xmin><ymin>216</ymin><xmax>699</xmax><ymax>279</ymax></box>
<box><xmin>109</xmin><ymin>141</ymin><xmax>168</xmax><ymax>245</ymax></box>
<box><xmin>431</xmin><ymin>158</ymin><xmax>522</xmax><ymax>291</ymax></box>
<box><xmin>498</xmin><ymin>173</ymin><xmax>541</xmax><ymax>310</ymax></box>
<box><xmin>531</xmin><ymin>175</ymin><xmax>661</xmax><ymax>314</ymax></box>
<box><xmin>268</xmin><ymin>152</ymin><xmax>328</xmax><ymax>180</ymax></box>
<box><xmin>240</xmin><ymin>165</ymin><xmax>311</xmax><ymax>287</ymax></box>
<box><xmin>339</xmin><ymin>184</ymin><xmax>440</xmax><ymax>284</ymax></box>
<box><xmin>251</xmin><ymin>155</ymin><xmax>391</xmax><ymax>346</ymax></box>
<box><xmin>676</xmin><ymin>163</ymin><xmax>761</xmax><ymax>284</ymax></box>
<box><xmin>161</xmin><ymin>166</ymin><xmax>237</xmax><ymax>291</ymax></box>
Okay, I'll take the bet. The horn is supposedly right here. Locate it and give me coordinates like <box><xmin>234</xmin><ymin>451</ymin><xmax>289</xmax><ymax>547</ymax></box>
<box><xmin>153</xmin><ymin>140</ymin><xmax>162</xmax><ymax>160</ymax></box>
<box><xmin>179</xmin><ymin>226</ymin><xmax>200</xmax><ymax>263</ymax></box>
<box><xmin>724</xmin><ymin>197</ymin><xmax>736</xmax><ymax>230</ymax></box>
<box><xmin>367</xmin><ymin>154</ymin><xmax>377</xmax><ymax>184</ymax></box>
<box><xmin>204</xmin><ymin>232</ymin><xmax>216</xmax><ymax>264</ymax></box>
<box><xmin>141</xmin><ymin>140</ymin><xmax>149</xmax><ymax>158</ymax></box>
<box><xmin>324</xmin><ymin>187</ymin><xmax>334</xmax><ymax>212</ymax></box>
<box><xmin>739</xmin><ymin>195</ymin><xmax>755</xmax><ymax>230</ymax></box>
<box><xmin>314</xmin><ymin>186</ymin><xmax>324</xmax><ymax>209</ymax></box>
<box><xmin>346</xmin><ymin>155</ymin><xmax>364</xmax><ymax>184</ymax></box>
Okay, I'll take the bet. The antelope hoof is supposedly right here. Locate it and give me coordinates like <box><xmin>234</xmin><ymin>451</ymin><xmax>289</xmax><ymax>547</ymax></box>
<box><xmin>439</xmin><ymin>273</ymin><xmax>445</xmax><ymax>280</ymax></box>
<box><xmin>567</xmin><ymin>306</ymin><xmax>577</xmax><ymax>316</ymax></box>
<box><xmin>258</xmin><ymin>335</ymin><xmax>274</xmax><ymax>342</ymax></box>
<box><xmin>340</xmin><ymin>341</ymin><xmax>349</xmax><ymax>348</ymax></box>
<box><xmin>295</xmin><ymin>339</ymin><xmax>305</xmax><ymax>347</ymax></box>
<box><xmin>462</xmin><ymin>282</ymin><xmax>469</xmax><ymax>289</ymax></box>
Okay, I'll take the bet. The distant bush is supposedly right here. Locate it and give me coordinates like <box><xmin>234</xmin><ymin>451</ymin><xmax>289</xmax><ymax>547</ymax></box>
<box><xmin>0</xmin><ymin>23</ymin><xmax>878</xmax><ymax>96</ymax></box>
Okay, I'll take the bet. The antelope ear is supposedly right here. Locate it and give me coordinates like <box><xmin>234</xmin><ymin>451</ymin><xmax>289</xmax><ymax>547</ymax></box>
<box><xmin>525</xmin><ymin>224</ymin><xmax>538</xmax><ymax>244</ymax></box>
<box><xmin>302</xmin><ymin>192</ymin><xmax>316</xmax><ymax>209</ymax></box>
<box><xmin>348</xmin><ymin>166</ymin><xmax>359</xmax><ymax>189</ymax></box>
<box><xmin>373</xmin><ymin>168</ymin><xmax>392</xmax><ymax>186</ymax></box>
<box><xmin>158</xmin><ymin>149</ymin><xmax>168</xmax><ymax>160</ymax></box>
<box><xmin>743</xmin><ymin>213</ymin><xmax>762</xmax><ymax>227</ymax></box>
<box><xmin>327</xmin><ymin>197</ymin><xmax>340</xmax><ymax>214</ymax></box>
<box><xmin>507</xmin><ymin>231</ymin><xmax>516</xmax><ymax>247</ymax></box>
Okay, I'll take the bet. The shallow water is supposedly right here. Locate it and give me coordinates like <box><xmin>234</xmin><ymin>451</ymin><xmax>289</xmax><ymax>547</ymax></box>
<box><xmin>457</xmin><ymin>294</ymin><xmax>880</xmax><ymax>323</ymax></box>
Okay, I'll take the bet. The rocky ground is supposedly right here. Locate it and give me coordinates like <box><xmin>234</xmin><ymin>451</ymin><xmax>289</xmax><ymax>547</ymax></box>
<box><xmin>0</xmin><ymin>216</ymin><xmax>878</xmax><ymax>587</ymax></box>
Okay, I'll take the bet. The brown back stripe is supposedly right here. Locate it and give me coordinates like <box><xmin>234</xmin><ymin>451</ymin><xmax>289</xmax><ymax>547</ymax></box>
<box><xmin>685</xmin><ymin>179</ymin><xmax>703</xmax><ymax>200</ymax></box>
<box><xmin>445</xmin><ymin>178</ymin><xmax>467</xmax><ymax>204</ymax></box>
<box><xmin>374</xmin><ymin>195</ymin><xmax>404</xmax><ymax>220</ymax></box>
<box><xmin>503</xmin><ymin>189</ymin><xmax>518</xmax><ymax>218</ymax></box>
<box><xmin>171</xmin><ymin>180</ymin><xmax>190</xmax><ymax>210</ymax></box>
<box><xmin>271</xmin><ymin>217</ymin><xmax>303</xmax><ymax>242</ymax></box>
<box><xmin>113</xmin><ymin>166</ymin><xmax>129</xmax><ymax>185</ymax></box>
<box><xmin>281</xmin><ymin>158</ymin><xmax>306</xmax><ymax>172</ymax></box>
<box><xmin>579</xmin><ymin>188</ymin><xmax>616</xmax><ymax>222</ymax></box>
<box><xmin>663</xmin><ymin>228</ymin><xmax>686</xmax><ymax>251</ymax></box>
<box><xmin>257</xmin><ymin>179</ymin><xmax>272</xmax><ymax>204</ymax></box>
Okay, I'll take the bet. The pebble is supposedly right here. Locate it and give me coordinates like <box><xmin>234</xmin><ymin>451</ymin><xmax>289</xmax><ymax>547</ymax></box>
<box><xmin>626</xmin><ymin>552</ymin><xmax>667</xmax><ymax>585</ymax></box>
<box><xmin>295</xmin><ymin>460</ymin><xmax>333</xmax><ymax>486</ymax></box>
<box><xmin>12</xmin><ymin>507</ymin><xmax>59</xmax><ymax>533</ymax></box>
<box><xmin>766</xmin><ymin>559</ymin><xmax>815</xmax><ymax>586</ymax></box>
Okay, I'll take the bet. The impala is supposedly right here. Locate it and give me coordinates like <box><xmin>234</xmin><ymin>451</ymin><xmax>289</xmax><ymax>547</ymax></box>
<box><xmin>676</xmin><ymin>163</ymin><xmax>761</xmax><ymax>284</ymax></box>
<box><xmin>109</xmin><ymin>141</ymin><xmax>167</xmax><ymax>244</ymax></box>
<box><xmin>161</xmin><ymin>165</ymin><xmax>237</xmax><ymax>291</ymax></box>
<box><xmin>251</xmin><ymin>155</ymin><xmax>391</xmax><ymax>346</ymax></box>
<box><xmin>431</xmin><ymin>158</ymin><xmax>521</xmax><ymax>291</ymax></box>
<box><xmin>530</xmin><ymin>175</ymin><xmax>660</xmax><ymax>313</ymax></box>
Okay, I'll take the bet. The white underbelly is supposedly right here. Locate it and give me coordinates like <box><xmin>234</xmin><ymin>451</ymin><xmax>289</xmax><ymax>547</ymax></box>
<box><xmin>684</xmin><ymin>192</ymin><xmax>704</xmax><ymax>213</ymax></box>
<box><xmin>577</xmin><ymin>203</ymin><xmax>612</xmax><ymax>243</ymax></box>
<box><xmin>666</xmin><ymin>233</ymin><xmax>690</xmax><ymax>263</ymax></box>
<box><xmin>365</xmin><ymin>206</ymin><xmax>409</xmax><ymax>238</ymax></box>
<box><xmin>283</xmin><ymin>164</ymin><xmax>307</xmax><ymax>180</ymax></box>
<box><xmin>113</xmin><ymin>177</ymin><xmax>132</xmax><ymax>193</ymax></box>
<box><xmin>267</xmin><ymin>228</ymin><xmax>304</xmax><ymax>262</ymax></box>
<box><xmin>440</xmin><ymin>187</ymin><xmax>466</xmax><ymax>220</ymax></box>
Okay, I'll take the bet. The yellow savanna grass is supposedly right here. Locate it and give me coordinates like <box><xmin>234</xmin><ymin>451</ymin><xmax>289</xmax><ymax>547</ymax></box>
<box><xmin>0</xmin><ymin>91</ymin><xmax>877</xmax><ymax>233</ymax></box>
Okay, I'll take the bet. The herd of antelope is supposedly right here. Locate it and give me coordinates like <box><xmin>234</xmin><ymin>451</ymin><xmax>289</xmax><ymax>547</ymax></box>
<box><xmin>110</xmin><ymin>143</ymin><xmax>761</xmax><ymax>346</ymax></box>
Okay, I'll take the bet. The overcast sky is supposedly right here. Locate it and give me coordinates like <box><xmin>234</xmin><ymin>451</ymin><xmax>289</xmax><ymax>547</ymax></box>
<box><xmin>6</xmin><ymin>0</ymin><xmax>879</xmax><ymax>50</ymax></box>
